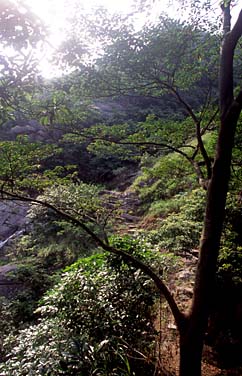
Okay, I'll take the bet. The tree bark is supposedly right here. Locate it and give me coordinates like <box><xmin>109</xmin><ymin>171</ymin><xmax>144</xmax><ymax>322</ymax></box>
<box><xmin>178</xmin><ymin>5</ymin><xmax>242</xmax><ymax>375</ymax></box>
<box><xmin>0</xmin><ymin>5</ymin><xmax>241</xmax><ymax>376</ymax></box>
<box><xmin>179</xmin><ymin>325</ymin><xmax>204</xmax><ymax>376</ymax></box>
<box><xmin>179</xmin><ymin>97</ymin><xmax>242</xmax><ymax>376</ymax></box>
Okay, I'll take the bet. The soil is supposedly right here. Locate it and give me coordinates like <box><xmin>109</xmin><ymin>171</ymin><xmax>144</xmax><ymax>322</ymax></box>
<box><xmin>110</xmin><ymin>187</ymin><xmax>242</xmax><ymax>376</ymax></box>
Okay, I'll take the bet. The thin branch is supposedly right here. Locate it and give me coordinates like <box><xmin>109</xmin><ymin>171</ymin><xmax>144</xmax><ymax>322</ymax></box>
<box><xmin>196</xmin><ymin>120</ymin><xmax>212</xmax><ymax>179</ymax></box>
<box><xmin>0</xmin><ymin>188</ymin><xmax>185</xmax><ymax>330</ymax></box>
<box><xmin>200</xmin><ymin>108</ymin><xmax>219</xmax><ymax>136</ymax></box>
<box><xmin>149</xmin><ymin>76</ymin><xmax>212</xmax><ymax>179</ymax></box>
<box><xmin>169</xmin><ymin>86</ymin><xmax>212</xmax><ymax>179</ymax></box>
<box><xmin>75</xmin><ymin>131</ymin><xmax>205</xmax><ymax>180</ymax></box>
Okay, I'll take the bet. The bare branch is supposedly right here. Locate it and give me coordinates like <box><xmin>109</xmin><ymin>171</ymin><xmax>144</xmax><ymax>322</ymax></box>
<box><xmin>0</xmin><ymin>188</ymin><xmax>185</xmax><ymax>330</ymax></box>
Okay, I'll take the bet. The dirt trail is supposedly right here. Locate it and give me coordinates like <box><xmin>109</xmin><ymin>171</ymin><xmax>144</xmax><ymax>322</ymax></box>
<box><xmin>102</xmin><ymin>189</ymin><xmax>143</xmax><ymax>234</ymax></box>
<box><xmin>103</xmin><ymin>190</ymin><xmax>242</xmax><ymax>376</ymax></box>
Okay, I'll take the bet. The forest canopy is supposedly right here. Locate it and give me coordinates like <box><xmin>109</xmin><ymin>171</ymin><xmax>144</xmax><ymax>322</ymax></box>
<box><xmin>0</xmin><ymin>1</ymin><xmax>241</xmax><ymax>376</ymax></box>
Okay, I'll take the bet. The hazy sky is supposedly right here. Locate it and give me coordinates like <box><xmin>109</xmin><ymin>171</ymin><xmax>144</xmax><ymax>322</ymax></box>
<box><xmin>23</xmin><ymin>0</ymin><xmax>186</xmax><ymax>76</ymax></box>
<box><xmin>23</xmin><ymin>0</ymin><xmax>241</xmax><ymax>77</ymax></box>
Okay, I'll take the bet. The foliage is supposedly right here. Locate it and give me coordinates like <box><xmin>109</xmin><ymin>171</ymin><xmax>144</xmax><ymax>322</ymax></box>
<box><xmin>0</xmin><ymin>2</ymin><xmax>241</xmax><ymax>375</ymax></box>
<box><xmin>218</xmin><ymin>193</ymin><xmax>242</xmax><ymax>286</ymax></box>
<box><xmin>1</xmin><ymin>317</ymin><xmax>139</xmax><ymax>376</ymax></box>
<box><xmin>0</xmin><ymin>0</ymin><xmax>45</xmax><ymax>50</ymax></box>
<box><xmin>0</xmin><ymin>297</ymin><xmax>15</xmax><ymax>340</ymax></box>
<box><xmin>10</xmin><ymin>181</ymin><xmax>118</xmax><ymax>269</ymax></box>
<box><xmin>15</xmin><ymin>221</ymin><xmax>93</xmax><ymax>268</ymax></box>
<box><xmin>0</xmin><ymin>0</ymin><xmax>47</xmax><ymax>124</ymax></box>
<box><xmin>31</xmin><ymin>182</ymin><xmax>104</xmax><ymax>221</ymax></box>
<box><xmin>133</xmin><ymin>152</ymin><xmax>197</xmax><ymax>205</ymax></box>
<box><xmin>84</xmin><ymin>115</ymin><xmax>198</xmax><ymax>160</ymax></box>
<box><xmin>147</xmin><ymin>188</ymin><xmax>206</xmax><ymax>253</ymax></box>
<box><xmin>130</xmin><ymin>129</ymin><xmax>217</xmax><ymax>210</ymax></box>
<box><xmin>0</xmin><ymin>265</ymin><xmax>56</xmax><ymax>348</ymax></box>
<box><xmin>29</xmin><ymin>181</ymin><xmax>117</xmax><ymax>241</ymax></box>
<box><xmin>25</xmin><ymin>80</ymin><xmax>98</xmax><ymax>127</ymax></box>
<box><xmin>0</xmin><ymin>136</ymin><xmax>62</xmax><ymax>192</ymax></box>
<box><xmin>230</xmin><ymin>115</ymin><xmax>242</xmax><ymax>191</ymax></box>
<box><xmin>9</xmin><ymin>264</ymin><xmax>55</xmax><ymax>322</ymax></box>
<box><xmin>25</xmin><ymin>6</ymin><xmax>222</xmax><ymax>198</ymax></box>
<box><xmin>205</xmin><ymin>195</ymin><xmax>242</xmax><ymax>368</ymax></box>
<box><xmin>217</xmin><ymin>246</ymin><xmax>242</xmax><ymax>286</ymax></box>
<box><xmin>58</xmin><ymin>11</ymin><xmax>220</xmax><ymax>100</ymax></box>
<box><xmin>0</xmin><ymin>238</ymin><xmax>179</xmax><ymax>375</ymax></box>
<box><xmin>51</xmin><ymin>12</ymin><xmax>222</xmax><ymax>186</ymax></box>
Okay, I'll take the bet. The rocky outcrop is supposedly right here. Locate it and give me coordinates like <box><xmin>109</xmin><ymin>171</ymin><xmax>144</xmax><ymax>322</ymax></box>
<box><xmin>0</xmin><ymin>201</ymin><xmax>30</xmax><ymax>297</ymax></box>
<box><xmin>0</xmin><ymin>120</ymin><xmax>62</xmax><ymax>142</ymax></box>
<box><xmin>0</xmin><ymin>201</ymin><xmax>29</xmax><ymax>252</ymax></box>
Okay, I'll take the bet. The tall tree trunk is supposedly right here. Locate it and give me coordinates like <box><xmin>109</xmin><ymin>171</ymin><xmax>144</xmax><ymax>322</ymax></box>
<box><xmin>179</xmin><ymin>330</ymin><xmax>204</xmax><ymax>376</ymax></box>
<box><xmin>179</xmin><ymin>101</ymin><xmax>242</xmax><ymax>376</ymax></box>
<box><xmin>178</xmin><ymin>5</ymin><xmax>242</xmax><ymax>375</ymax></box>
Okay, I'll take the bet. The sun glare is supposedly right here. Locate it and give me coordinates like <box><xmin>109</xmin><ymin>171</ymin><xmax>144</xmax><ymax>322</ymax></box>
<box><xmin>23</xmin><ymin>0</ymin><xmax>140</xmax><ymax>77</ymax></box>
<box><xmin>21</xmin><ymin>0</ymin><xmax>241</xmax><ymax>78</ymax></box>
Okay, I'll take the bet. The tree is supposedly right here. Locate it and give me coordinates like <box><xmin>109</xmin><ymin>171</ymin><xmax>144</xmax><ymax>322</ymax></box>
<box><xmin>0</xmin><ymin>1</ymin><xmax>241</xmax><ymax>375</ymax></box>
<box><xmin>0</xmin><ymin>0</ymin><xmax>46</xmax><ymax>124</ymax></box>
<box><xmin>54</xmin><ymin>7</ymin><xmax>222</xmax><ymax>187</ymax></box>
<box><xmin>43</xmin><ymin>2</ymin><xmax>242</xmax><ymax>374</ymax></box>
<box><xmin>182</xmin><ymin>3</ymin><xmax>242</xmax><ymax>374</ymax></box>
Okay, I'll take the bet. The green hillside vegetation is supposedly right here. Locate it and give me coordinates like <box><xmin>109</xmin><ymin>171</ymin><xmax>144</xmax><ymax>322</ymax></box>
<box><xmin>0</xmin><ymin>1</ymin><xmax>242</xmax><ymax>375</ymax></box>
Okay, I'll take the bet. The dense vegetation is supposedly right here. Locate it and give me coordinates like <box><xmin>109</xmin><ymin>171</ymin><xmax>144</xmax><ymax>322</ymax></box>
<box><xmin>0</xmin><ymin>0</ymin><xmax>242</xmax><ymax>375</ymax></box>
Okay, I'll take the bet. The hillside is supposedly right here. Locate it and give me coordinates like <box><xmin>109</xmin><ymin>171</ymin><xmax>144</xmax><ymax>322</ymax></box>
<box><xmin>0</xmin><ymin>155</ymin><xmax>241</xmax><ymax>375</ymax></box>
<box><xmin>0</xmin><ymin>1</ymin><xmax>242</xmax><ymax>375</ymax></box>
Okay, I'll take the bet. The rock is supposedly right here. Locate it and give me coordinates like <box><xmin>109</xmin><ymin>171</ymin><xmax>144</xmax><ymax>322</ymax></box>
<box><xmin>176</xmin><ymin>286</ymin><xmax>194</xmax><ymax>298</ymax></box>
<box><xmin>0</xmin><ymin>120</ymin><xmax>63</xmax><ymax>142</ymax></box>
<box><xmin>177</xmin><ymin>270</ymin><xmax>193</xmax><ymax>281</ymax></box>
<box><xmin>0</xmin><ymin>263</ymin><xmax>22</xmax><ymax>298</ymax></box>
<box><xmin>120</xmin><ymin>213</ymin><xmax>140</xmax><ymax>222</ymax></box>
<box><xmin>0</xmin><ymin>201</ymin><xmax>29</xmax><ymax>261</ymax></box>
<box><xmin>0</xmin><ymin>201</ymin><xmax>29</xmax><ymax>242</ymax></box>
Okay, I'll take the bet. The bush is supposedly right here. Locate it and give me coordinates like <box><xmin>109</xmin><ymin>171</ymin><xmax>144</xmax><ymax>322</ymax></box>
<box><xmin>132</xmin><ymin>152</ymin><xmax>197</xmax><ymax>205</ymax></box>
<box><xmin>0</xmin><ymin>237</ymin><xmax>176</xmax><ymax>375</ymax></box>
<box><xmin>206</xmin><ymin>194</ymin><xmax>242</xmax><ymax>368</ymax></box>
<box><xmin>148</xmin><ymin>189</ymin><xmax>206</xmax><ymax>254</ymax></box>
<box><xmin>13</xmin><ymin>181</ymin><xmax>118</xmax><ymax>269</ymax></box>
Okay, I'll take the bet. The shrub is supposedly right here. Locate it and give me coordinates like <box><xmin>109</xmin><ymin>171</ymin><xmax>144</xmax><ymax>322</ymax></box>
<box><xmin>0</xmin><ymin>237</ymin><xmax>177</xmax><ymax>375</ymax></box>
<box><xmin>13</xmin><ymin>181</ymin><xmax>118</xmax><ymax>269</ymax></box>
<box><xmin>132</xmin><ymin>153</ymin><xmax>197</xmax><ymax>205</ymax></box>
<box><xmin>148</xmin><ymin>189</ymin><xmax>206</xmax><ymax>254</ymax></box>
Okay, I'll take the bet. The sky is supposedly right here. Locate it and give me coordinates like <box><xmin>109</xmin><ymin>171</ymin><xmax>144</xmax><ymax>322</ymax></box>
<box><xmin>25</xmin><ymin>0</ymin><xmax>144</xmax><ymax>77</ymax></box>
<box><xmin>22</xmin><ymin>0</ymin><xmax>241</xmax><ymax>77</ymax></box>
<box><xmin>25</xmin><ymin>0</ymin><xmax>241</xmax><ymax>27</ymax></box>
<box><xmin>22</xmin><ymin>0</ymin><xmax>184</xmax><ymax>76</ymax></box>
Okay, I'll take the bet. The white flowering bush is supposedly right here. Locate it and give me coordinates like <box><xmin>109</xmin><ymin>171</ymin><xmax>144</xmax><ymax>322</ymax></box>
<box><xmin>0</xmin><ymin>237</ymin><xmax>177</xmax><ymax>375</ymax></box>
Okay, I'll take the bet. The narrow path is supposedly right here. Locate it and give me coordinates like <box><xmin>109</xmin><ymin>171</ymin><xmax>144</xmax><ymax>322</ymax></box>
<box><xmin>102</xmin><ymin>189</ymin><xmax>143</xmax><ymax>234</ymax></box>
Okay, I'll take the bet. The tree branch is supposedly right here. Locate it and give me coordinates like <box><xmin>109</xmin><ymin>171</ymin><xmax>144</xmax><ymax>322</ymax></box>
<box><xmin>0</xmin><ymin>188</ymin><xmax>185</xmax><ymax>330</ymax></box>
<box><xmin>68</xmin><ymin>129</ymin><xmax>205</xmax><ymax>180</ymax></box>
<box><xmin>168</xmin><ymin>86</ymin><xmax>212</xmax><ymax>179</ymax></box>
